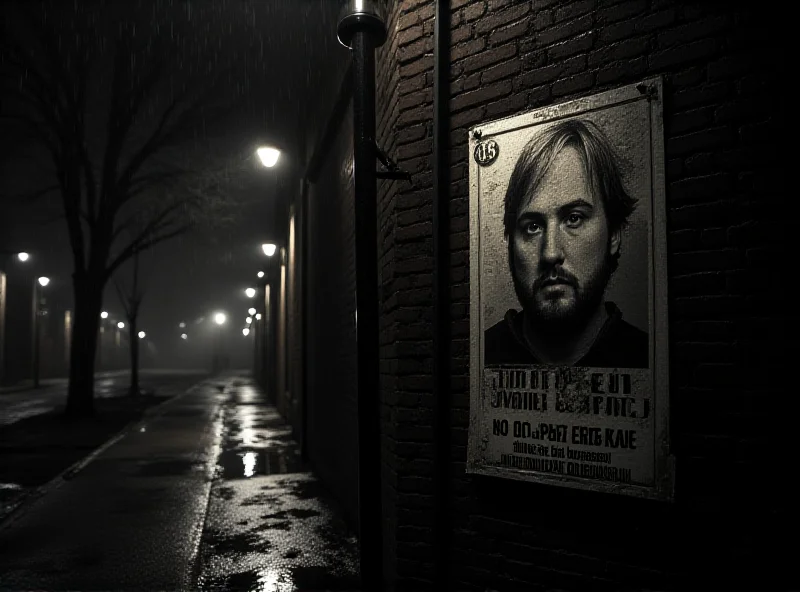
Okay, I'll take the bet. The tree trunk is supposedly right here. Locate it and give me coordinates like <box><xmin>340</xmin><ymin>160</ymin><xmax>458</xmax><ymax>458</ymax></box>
<box><xmin>129</xmin><ymin>314</ymin><xmax>140</xmax><ymax>396</ymax></box>
<box><xmin>65</xmin><ymin>274</ymin><xmax>103</xmax><ymax>417</ymax></box>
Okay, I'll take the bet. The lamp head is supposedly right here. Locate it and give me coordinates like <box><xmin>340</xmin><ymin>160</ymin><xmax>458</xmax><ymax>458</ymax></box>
<box><xmin>256</xmin><ymin>146</ymin><xmax>280</xmax><ymax>168</ymax></box>
<box><xmin>337</xmin><ymin>0</ymin><xmax>387</xmax><ymax>49</ymax></box>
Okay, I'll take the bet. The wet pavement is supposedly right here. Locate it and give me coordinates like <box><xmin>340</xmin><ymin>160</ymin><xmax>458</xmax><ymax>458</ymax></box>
<box><xmin>194</xmin><ymin>377</ymin><xmax>360</xmax><ymax>591</ymax></box>
<box><xmin>0</xmin><ymin>369</ymin><xmax>212</xmax><ymax>526</ymax></box>
<box><xmin>0</xmin><ymin>371</ymin><xmax>360</xmax><ymax>591</ymax></box>
<box><xmin>0</xmin><ymin>373</ymin><xmax>230</xmax><ymax>591</ymax></box>
<box><xmin>0</xmin><ymin>369</ymin><xmax>209</xmax><ymax>426</ymax></box>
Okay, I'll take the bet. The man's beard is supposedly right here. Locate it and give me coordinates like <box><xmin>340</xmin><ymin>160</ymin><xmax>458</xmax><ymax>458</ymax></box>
<box><xmin>511</xmin><ymin>254</ymin><xmax>613</xmax><ymax>339</ymax></box>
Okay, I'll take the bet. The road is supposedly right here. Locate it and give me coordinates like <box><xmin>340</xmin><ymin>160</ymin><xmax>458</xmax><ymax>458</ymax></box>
<box><xmin>0</xmin><ymin>369</ymin><xmax>209</xmax><ymax>427</ymax></box>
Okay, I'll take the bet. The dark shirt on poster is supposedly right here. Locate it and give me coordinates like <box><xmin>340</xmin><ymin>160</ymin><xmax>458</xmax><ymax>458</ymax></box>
<box><xmin>483</xmin><ymin>302</ymin><xmax>649</xmax><ymax>368</ymax></box>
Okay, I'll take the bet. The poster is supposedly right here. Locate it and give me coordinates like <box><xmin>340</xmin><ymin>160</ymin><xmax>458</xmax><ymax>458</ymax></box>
<box><xmin>466</xmin><ymin>78</ymin><xmax>674</xmax><ymax>500</ymax></box>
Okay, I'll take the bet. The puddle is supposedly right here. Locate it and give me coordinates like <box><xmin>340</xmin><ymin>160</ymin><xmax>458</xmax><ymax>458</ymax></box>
<box><xmin>217</xmin><ymin>449</ymin><xmax>307</xmax><ymax>479</ymax></box>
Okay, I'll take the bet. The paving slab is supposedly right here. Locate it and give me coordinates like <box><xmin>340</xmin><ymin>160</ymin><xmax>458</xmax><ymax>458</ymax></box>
<box><xmin>0</xmin><ymin>374</ymin><xmax>234</xmax><ymax>591</ymax></box>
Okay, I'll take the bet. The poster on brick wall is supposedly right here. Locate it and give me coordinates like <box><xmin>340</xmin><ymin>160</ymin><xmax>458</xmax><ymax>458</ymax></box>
<box><xmin>467</xmin><ymin>77</ymin><xmax>674</xmax><ymax>500</ymax></box>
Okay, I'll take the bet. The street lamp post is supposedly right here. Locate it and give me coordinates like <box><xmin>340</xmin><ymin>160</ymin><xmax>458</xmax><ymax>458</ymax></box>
<box><xmin>0</xmin><ymin>252</ymin><xmax>31</xmax><ymax>386</ymax></box>
<box><xmin>32</xmin><ymin>276</ymin><xmax>50</xmax><ymax>388</ymax></box>
<box><xmin>213</xmin><ymin>312</ymin><xmax>226</xmax><ymax>373</ymax></box>
<box><xmin>98</xmin><ymin>311</ymin><xmax>109</xmax><ymax>370</ymax></box>
<box><xmin>337</xmin><ymin>2</ymin><xmax>390</xmax><ymax>587</ymax></box>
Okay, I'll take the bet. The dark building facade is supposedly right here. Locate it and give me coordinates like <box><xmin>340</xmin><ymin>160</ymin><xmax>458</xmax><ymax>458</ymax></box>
<box><xmin>257</xmin><ymin>1</ymin><xmax>792</xmax><ymax>589</ymax></box>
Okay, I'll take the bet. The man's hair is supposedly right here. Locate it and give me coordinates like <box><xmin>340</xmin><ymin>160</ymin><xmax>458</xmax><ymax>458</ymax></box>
<box><xmin>503</xmin><ymin>119</ymin><xmax>638</xmax><ymax>272</ymax></box>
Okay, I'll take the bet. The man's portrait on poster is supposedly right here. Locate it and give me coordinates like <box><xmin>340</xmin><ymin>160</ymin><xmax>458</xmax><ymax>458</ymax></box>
<box><xmin>483</xmin><ymin>118</ymin><xmax>649</xmax><ymax>369</ymax></box>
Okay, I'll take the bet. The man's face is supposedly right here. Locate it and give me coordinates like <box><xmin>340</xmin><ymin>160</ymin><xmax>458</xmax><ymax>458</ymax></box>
<box><xmin>510</xmin><ymin>145</ymin><xmax>620</xmax><ymax>334</ymax></box>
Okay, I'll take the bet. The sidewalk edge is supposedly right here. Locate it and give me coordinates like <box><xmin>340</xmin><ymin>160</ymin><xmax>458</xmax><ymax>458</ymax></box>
<box><xmin>0</xmin><ymin>376</ymin><xmax>214</xmax><ymax>532</ymax></box>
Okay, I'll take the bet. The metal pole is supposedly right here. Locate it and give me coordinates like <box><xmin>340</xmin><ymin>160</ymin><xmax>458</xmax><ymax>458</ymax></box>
<box><xmin>32</xmin><ymin>279</ymin><xmax>40</xmax><ymax>388</ymax></box>
<box><xmin>338</xmin><ymin>3</ymin><xmax>387</xmax><ymax>588</ymax></box>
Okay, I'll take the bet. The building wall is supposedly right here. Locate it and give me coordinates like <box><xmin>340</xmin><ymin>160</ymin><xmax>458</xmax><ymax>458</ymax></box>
<box><xmin>375</xmin><ymin>0</ymin><xmax>790</xmax><ymax>590</ymax></box>
<box><xmin>304</xmin><ymin>99</ymin><xmax>361</xmax><ymax>529</ymax></box>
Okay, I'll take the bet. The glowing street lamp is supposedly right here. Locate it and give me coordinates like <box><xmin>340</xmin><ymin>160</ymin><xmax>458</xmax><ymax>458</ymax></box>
<box><xmin>32</xmin><ymin>276</ymin><xmax>50</xmax><ymax>388</ymax></box>
<box><xmin>248</xmin><ymin>308</ymin><xmax>256</xmax><ymax>316</ymax></box>
<box><xmin>212</xmin><ymin>311</ymin><xmax>226</xmax><ymax>372</ymax></box>
<box><xmin>256</xmin><ymin>146</ymin><xmax>280</xmax><ymax>168</ymax></box>
<box><xmin>242</xmin><ymin>327</ymin><xmax>250</xmax><ymax>336</ymax></box>
<box><xmin>255</xmin><ymin>313</ymin><xmax>262</xmax><ymax>320</ymax></box>
<box><xmin>257</xmin><ymin>271</ymin><xmax>265</xmax><ymax>278</ymax></box>
<box><xmin>117</xmin><ymin>321</ymin><xmax>125</xmax><ymax>329</ymax></box>
<box><xmin>138</xmin><ymin>331</ymin><xmax>146</xmax><ymax>339</ymax></box>
<box><xmin>261</xmin><ymin>243</ymin><xmax>277</xmax><ymax>257</ymax></box>
<box><xmin>181</xmin><ymin>333</ymin><xmax>188</xmax><ymax>340</ymax></box>
<box><xmin>101</xmin><ymin>311</ymin><xmax>109</xmax><ymax>319</ymax></box>
<box><xmin>245</xmin><ymin>316</ymin><xmax>252</xmax><ymax>324</ymax></box>
<box><xmin>17</xmin><ymin>252</ymin><xmax>29</xmax><ymax>262</ymax></box>
<box><xmin>179</xmin><ymin>321</ymin><xmax>186</xmax><ymax>328</ymax></box>
<box><xmin>245</xmin><ymin>287</ymin><xmax>256</xmax><ymax>298</ymax></box>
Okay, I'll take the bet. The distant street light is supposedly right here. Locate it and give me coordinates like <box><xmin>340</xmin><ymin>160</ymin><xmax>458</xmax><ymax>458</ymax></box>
<box><xmin>32</xmin><ymin>276</ymin><xmax>50</xmax><ymax>388</ymax></box>
<box><xmin>117</xmin><ymin>321</ymin><xmax>125</xmax><ymax>329</ymax></box>
<box><xmin>212</xmin><ymin>312</ymin><xmax>226</xmax><ymax>372</ymax></box>
<box><xmin>248</xmin><ymin>308</ymin><xmax>256</xmax><ymax>316</ymax></box>
<box><xmin>138</xmin><ymin>331</ymin><xmax>146</xmax><ymax>339</ymax></box>
<box><xmin>179</xmin><ymin>321</ymin><xmax>186</xmax><ymax>328</ymax></box>
<box><xmin>17</xmin><ymin>252</ymin><xmax>29</xmax><ymax>262</ymax></box>
<box><xmin>256</xmin><ymin>146</ymin><xmax>280</xmax><ymax>168</ymax></box>
<box><xmin>101</xmin><ymin>311</ymin><xmax>109</xmax><ymax>319</ymax></box>
<box><xmin>181</xmin><ymin>333</ymin><xmax>188</xmax><ymax>340</ymax></box>
<box><xmin>261</xmin><ymin>243</ymin><xmax>277</xmax><ymax>257</ymax></box>
<box><xmin>257</xmin><ymin>271</ymin><xmax>265</xmax><ymax>278</ymax></box>
<box><xmin>245</xmin><ymin>287</ymin><xmax>256</xmax><ymax>298</ymax></box>
<box><xmin>245</xmin><ymin>316</ymin><xmax>252</xmax><ymax>324</ymax></box>
<box><xmin>255</xmin><ymin>313</ymin><xmax>262</xmax><ymax>320</ymax></box>
<box><xmin>242</xmin><ymin>327</ymin><xmax>250</xmax><ymax>336</ymax></box>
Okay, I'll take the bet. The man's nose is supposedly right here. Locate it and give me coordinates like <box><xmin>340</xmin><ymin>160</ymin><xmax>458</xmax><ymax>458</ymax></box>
<box><xmin>540</xmin><ymin>227</ymin><xmax>565</xmax><ymax>266</ymax></box>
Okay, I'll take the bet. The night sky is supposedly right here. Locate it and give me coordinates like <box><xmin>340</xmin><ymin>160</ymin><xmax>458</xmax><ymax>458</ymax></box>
<box><xmin>1</xmin><ymin>0</ymin><xmax>350</xmax><ymax>366</ymax></box>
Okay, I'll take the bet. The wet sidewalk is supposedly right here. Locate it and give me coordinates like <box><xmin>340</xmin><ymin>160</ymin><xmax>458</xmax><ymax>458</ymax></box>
<box><xmin>194</xmin><ymin>376</ymin><xmax>360</xmax><ymax>591</ymax></box>
<box><xmin>0</xmin><ymin>371</ymin><xmax>359</xmax><ymax>591</ymax></box>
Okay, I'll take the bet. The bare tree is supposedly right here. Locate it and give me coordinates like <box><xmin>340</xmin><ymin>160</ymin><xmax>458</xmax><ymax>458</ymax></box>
<box><xmin>0</xmin><ymin>3</ymin><xmax>246</xmax><ymax>416</ymax></box>
<box><xmin>113</xmin><ymin>250</ymin><xmax>144</xmax><ymax>397</ymax></box>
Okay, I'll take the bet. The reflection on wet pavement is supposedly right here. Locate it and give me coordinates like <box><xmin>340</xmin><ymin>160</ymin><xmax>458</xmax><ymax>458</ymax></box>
<box><xmin>195</xmin><ymin>379</ymin><xmax>360</xmax><ymax>591</ymax></box>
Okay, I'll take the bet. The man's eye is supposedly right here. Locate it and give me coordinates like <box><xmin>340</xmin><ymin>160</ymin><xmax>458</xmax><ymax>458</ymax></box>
<box><xmin>521</xmin><ymin>221</ymin><xmax>541</xmax><ymax>235</ymax></box>
<box><xmin>566</xmin><ymin>212</ymin><xmax>585</xmax><ymax>227</ymax></box>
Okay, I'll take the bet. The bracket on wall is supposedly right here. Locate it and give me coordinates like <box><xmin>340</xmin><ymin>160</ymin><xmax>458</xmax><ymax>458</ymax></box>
<box><xmin>374</xmin><ymin>141</ymin><xmax>412</xmax><ymax>182</ymax></box>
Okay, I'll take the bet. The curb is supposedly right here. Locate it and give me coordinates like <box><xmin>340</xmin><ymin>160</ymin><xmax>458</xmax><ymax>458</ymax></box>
<box><xmin>184</xmin><ymin>374</ymin><xmax>243</xmax><ymax>590</ymax></box>
<box><xmin>0</xmin><ymin>374</ymin><xmax>228</xmax><ymax>533</ymax></box>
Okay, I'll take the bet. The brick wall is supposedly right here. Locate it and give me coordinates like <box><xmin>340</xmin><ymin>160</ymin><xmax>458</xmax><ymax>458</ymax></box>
<box><xmin>376</xmin><ymin>1</ymin><xmax>442</xmax><ymax>589</ymax></box>
<box><xmin>379</xmin><ymin>0</ymin><xmax>791</xmax><ymax>590</ymax></box>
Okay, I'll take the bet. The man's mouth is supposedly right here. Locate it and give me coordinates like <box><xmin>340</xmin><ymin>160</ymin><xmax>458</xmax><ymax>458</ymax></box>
<box><xmin>540</xmin><ymin>278</ymin><xmax>572</xmax><ymax>287</ymax></box>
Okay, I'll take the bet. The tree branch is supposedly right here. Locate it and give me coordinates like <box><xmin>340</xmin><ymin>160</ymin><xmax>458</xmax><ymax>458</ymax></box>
<box><xmin>105</xmin><ymin>197</ymin><xmax>192</xmax><ymax>279</ymax></box>
<box><xmin>105</xmin><ymin>223</ymin><xmax>190</xmax><ymax>282</ymax></box>
<box><xmin>113</xmin><ymin>276</ymin><xmax>131</xmax><ymax>318</ymax></box>
<box><xmin>0</xmin><ymin>183</ymin><xmax>60</xmax><ymax>204</ymax></box>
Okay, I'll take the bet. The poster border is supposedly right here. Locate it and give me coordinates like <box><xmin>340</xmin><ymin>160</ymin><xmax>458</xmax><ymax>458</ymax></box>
<box><xmin>466</xmin><ymin>77</ymin><xmax>675</xmax><ymax>502</ymax></box>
